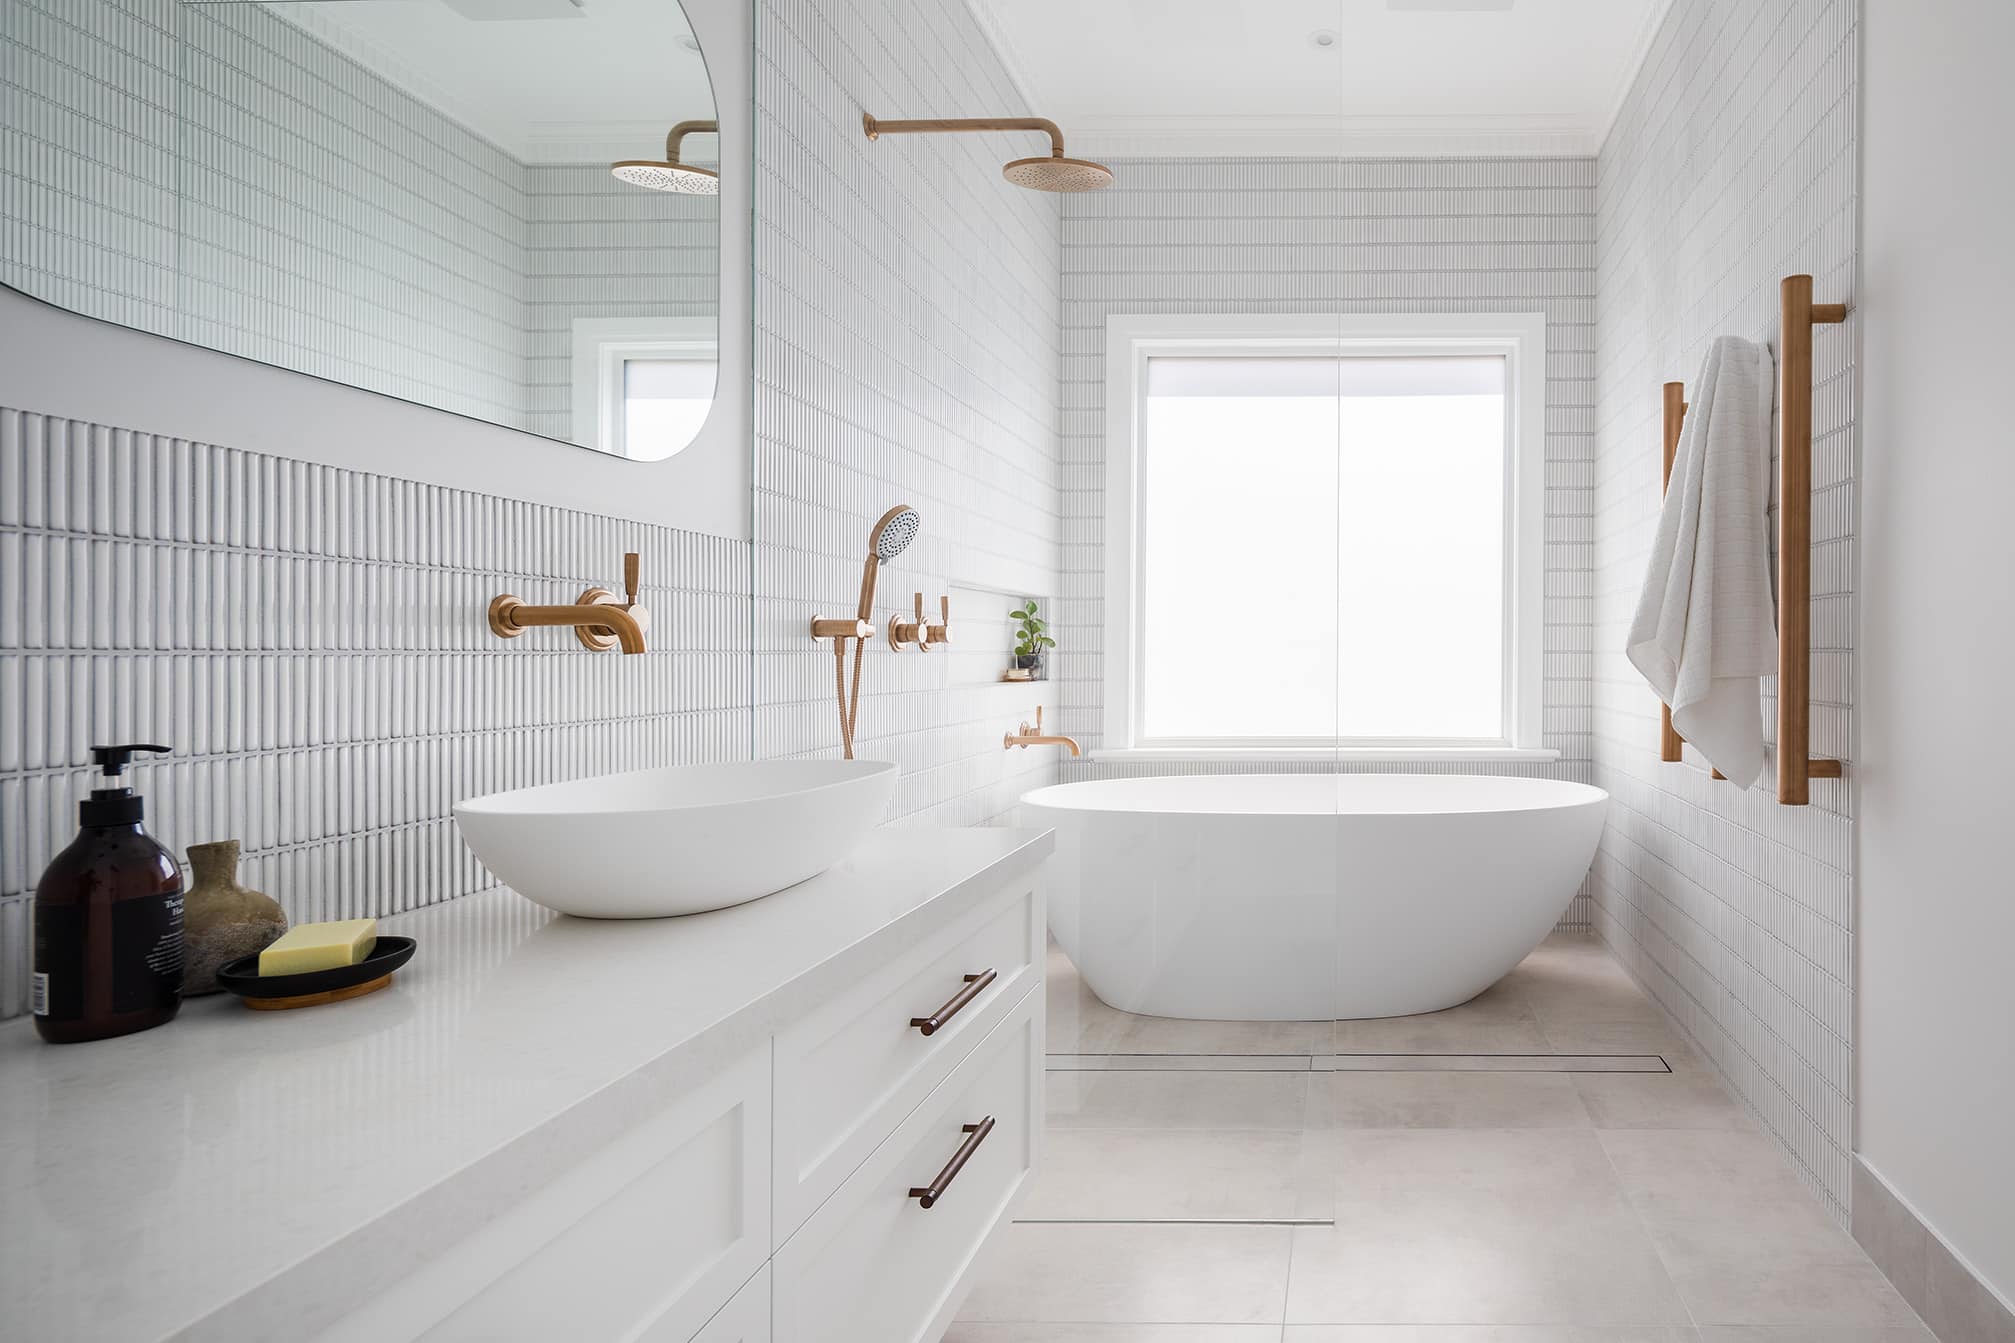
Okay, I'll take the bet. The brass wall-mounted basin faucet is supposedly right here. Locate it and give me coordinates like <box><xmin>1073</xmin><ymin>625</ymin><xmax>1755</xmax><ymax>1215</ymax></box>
<box><xmin>489</xmin><ymin>552</ymin><xmax>650</xmax><ymax>654</ymax></box>
<box><xmin>1004</xmin><ymin>706</ymin><xmax>1080</xmax><ymax>757</ymax></box>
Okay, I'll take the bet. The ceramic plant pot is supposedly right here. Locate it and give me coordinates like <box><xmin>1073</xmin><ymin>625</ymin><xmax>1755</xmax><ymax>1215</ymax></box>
<box><xmin>181</xmin><ymin>840</ymin><xmax>288</xmax><ymax>995</ymax></box>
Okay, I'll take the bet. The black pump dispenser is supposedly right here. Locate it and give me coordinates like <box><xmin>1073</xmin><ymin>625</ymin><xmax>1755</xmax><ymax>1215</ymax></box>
<box><xmin>32</xmin><ymin>743</ymin><xmax>184</xmax><ymax>1042</ymax></box>
<box><xmin>79</xmin><ymin>743</ymin><xmax>171</xmax><ymax>827</ymax></box>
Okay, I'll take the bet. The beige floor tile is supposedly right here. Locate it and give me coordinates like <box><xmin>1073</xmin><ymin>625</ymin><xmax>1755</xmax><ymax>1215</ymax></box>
<box><xmin>1284</xmin><ymin>1328</ymin><xmax>1698</xmax><ymax>1341</ymax></box>
<box><xmin>1321</xmin><ymin>1070</ymin><xmax>1593</xmax><ymax>1129</ymax></box>
<box><xmin>1533</xmin><ymin>1018</ymin><xmax>1689</xmax><ymax>1056</ymax></box>
<box><xmin>1048</xmin><ymin>1068</ymin><xmax>1314</xmax><ymax>1131</ymax></box>
<box><xmin>1021</xmin><ymin>1127</ymin><xmax>1328</xmax><ymax>1221</ymax></box>
<box><xmin>957</xmin><ymin>1222</ymin><xmax>1293</xmax><ymax>1324</ymax></box>
<box><xmin>945</xmin><ymin>1327</ymin><xmax>1283</xmax><ymax>1342</ymax></box>
<box><xmin>1113</xmin><ymin>1013</ymin><xmax>1327</xmax><ymax>1056</ymax></box>
<box><xmin>1284</xmin><ymin>1130</ymin><xmax>1688</xmax><ymax>1326</ymax></box>
<box><xmin>1598</xmin><ymin>1131</ymin><xmax>1919</xmax><ymax>1328</ymax></box>
<box><xmin>1571</xmin><ymin>1072</ymin><xmax>1752</xmax><ymax>1131</ymax></box>
<box><xmin>1333</xmin><ymin>983</ymin><xmax>1554</xmax><ymax>1056</ymax></box>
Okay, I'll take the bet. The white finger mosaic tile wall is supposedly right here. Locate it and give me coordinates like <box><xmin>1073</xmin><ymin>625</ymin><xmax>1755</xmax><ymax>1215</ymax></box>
<box><xmin>0</xmin><ymin>407</ymin><xmax>753</xmax><ymax>1019</ymax></box>
<box><xmin>1591</xmin><ymin>0</ymin><xmax>1858</xmax><ymax>1216</ymax></box>
<box><xmin>751</xmin><ymin>0</ymin><xmax>1065</xmax><ymax>827</ymax></box>
<box><xmin>3</xmin><ymin>0</ymin><xmax>718</xmax><ymax>441</ymax></box>
<box><xmin>1054</xmin><ymin>155</ymin><xmax>1600</xmax><ymax>927</ymax></box>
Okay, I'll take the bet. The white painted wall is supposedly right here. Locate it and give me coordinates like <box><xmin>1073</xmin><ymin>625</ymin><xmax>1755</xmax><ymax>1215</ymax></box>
<box><xmin>1856</xmin><ymin>0</ymin><xmax>2015</xmax><ymax>1308</ymax></box>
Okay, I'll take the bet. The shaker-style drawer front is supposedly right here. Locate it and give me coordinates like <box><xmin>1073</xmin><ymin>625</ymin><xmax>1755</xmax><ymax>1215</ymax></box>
<box><xmin>773</xmin><ymin>882</ymin><xmax>1038</xmax><ymax>1239</ymax></box>
<box><xmin>772</xmin><ymin>986</ymin><xmax>1041</xmax><ymax>1343</ymax></box>
<box><xmin>319</xmin><ymin>1048</ymin><xmax>770</xmax><ymax>1343</ymax></box>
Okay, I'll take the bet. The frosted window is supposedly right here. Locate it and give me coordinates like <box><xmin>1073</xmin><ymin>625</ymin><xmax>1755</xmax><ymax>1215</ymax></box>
<box><xmin>1139</xmin><ymin>355</ymin><xmax>1507</xmax><ymax>743</ymax></box>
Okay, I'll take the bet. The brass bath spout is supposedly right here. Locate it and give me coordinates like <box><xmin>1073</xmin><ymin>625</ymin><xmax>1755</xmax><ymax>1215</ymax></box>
<box><xmin>1004</xmin><ymin>706</ymin><xmax>1080</xmax><ymax>757</ymax></box>
<box><xmin>489</xmin><ymin>552</ymin><xmax>651</xmax><ymax>654</ymax></box>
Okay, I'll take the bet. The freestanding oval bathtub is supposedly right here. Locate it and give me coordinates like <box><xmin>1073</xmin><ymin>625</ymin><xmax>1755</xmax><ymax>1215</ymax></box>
<box><xmin>1022</xmin><ymin>773</ymin><xmax>1607</xmax><ymax>1021</ymax></box>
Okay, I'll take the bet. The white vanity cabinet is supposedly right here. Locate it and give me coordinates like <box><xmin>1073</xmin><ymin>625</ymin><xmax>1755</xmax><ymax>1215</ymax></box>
<box><xmin>1</xmin><ymin>829</ymin><xmax>1052</xmax><ymax>1343</ymax></box>
<box><xmin>324</xmin><ymin>850</ymin><xmax>1046</xmax><ymax>1343</ymax></box>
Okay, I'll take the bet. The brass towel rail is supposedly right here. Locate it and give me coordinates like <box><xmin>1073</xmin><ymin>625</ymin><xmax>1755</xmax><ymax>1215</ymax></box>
<box><xmin>1653</xmin><ymin>275</ymin><xmax>1846</xmax><ymax>804</ymax></box>
<box><xmin>1776</xmin><ymin>275</ymin><xmax>1846</xmax><ymax>805</ymax></box>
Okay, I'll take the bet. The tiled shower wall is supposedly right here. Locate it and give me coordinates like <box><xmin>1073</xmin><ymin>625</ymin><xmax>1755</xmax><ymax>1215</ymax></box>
<box><xmin>2</xmin><ymin>0</ymin><xmax>717</xmax><ymax>439</ymax></box>
<box><xmin>0</xmin><ymin>408</ymin><xmax>753</xmax><ymax>1019</ymax></box>
<box><xmin>1055</xmin><ymin>156</ymin><xmax>1600</xmax><ymax>926</ymax></box>
<box><xmin>1591</xmin><ymin>0</ymin><xmax>1858</xmax><ymax>1214</ymax></box>
<box><xmin>751</xmin><ymin>0</ymin><xmax>1064</xmax><ymax>826</ymax></box>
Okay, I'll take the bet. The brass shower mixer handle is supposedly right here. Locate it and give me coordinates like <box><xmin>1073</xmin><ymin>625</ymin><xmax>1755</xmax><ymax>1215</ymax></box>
<box><xmin>889</xmin><ymin>592</ymin><xmax>932</xmax><ymax>650</ymax></box>
<box><xmin>927</xmin><ymin>594</ymin><xmax>951</xmax><ymax>646</ymax></box>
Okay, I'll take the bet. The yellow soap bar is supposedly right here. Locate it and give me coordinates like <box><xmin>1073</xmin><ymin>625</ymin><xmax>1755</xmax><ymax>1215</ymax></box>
<box><xmin>259</xmin><ymin>919</ymin><xmax>378</xmax><ymax>976</ymax></box>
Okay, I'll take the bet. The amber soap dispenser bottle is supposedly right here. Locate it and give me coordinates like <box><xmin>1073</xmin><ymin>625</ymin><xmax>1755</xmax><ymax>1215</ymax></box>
<box><xmin>32</xmin><ymin>744</ymin><xmax>186</xmax><ymax>1043</ymax></box>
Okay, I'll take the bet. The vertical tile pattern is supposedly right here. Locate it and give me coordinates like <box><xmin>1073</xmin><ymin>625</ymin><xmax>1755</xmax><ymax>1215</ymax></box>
<box><xmin>751</xmin><ymin>0</ymin><xmax>1064</xmax><ymax>826</ymax></box>
<box><xmin>0</xmin><ymin>407</ymin><xmax>754</xmax><ymax>1020</ymax></box>
<box><xmin>1591</xmin><ymin>0</ymin><xmax>1858</xmax><ymax>1215</ymax></box>
<box><xmin>1055</xmin><ymin>156</ymin><xmax>1600</xmax><ymax>928</ymax></box>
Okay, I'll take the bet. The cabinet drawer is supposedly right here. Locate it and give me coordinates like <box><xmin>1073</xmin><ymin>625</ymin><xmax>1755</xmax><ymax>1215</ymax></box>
<box><xmin>320</xmin><ymin>1048</ymin><xmax>769</xmax><ymax>1343</ymax></box>
<box><xmin>773</xmin><ymin>880</ymin><xmax>1038</xmax><ymax>1238</ymax></box>
<box><xmin>676</xmin><ymin>1265</ymin><xmax>768</xmax><ymax>1343</ymax></box>
<box><xmin>772</xmin><ymin>985</ymin><xmax>1041</xmax><ymax>1343</ymax></box>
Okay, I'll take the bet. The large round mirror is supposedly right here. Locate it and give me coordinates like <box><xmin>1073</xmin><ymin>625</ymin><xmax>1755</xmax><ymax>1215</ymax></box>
<box><xmin>2</xmin><ymin>0</ymin><xmax>720</xmax><ymax>462</ymax></box>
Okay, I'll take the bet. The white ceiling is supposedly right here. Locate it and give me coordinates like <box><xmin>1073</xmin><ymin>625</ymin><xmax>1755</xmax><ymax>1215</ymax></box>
<box><xmin>967</xmin><ymin>0</ymin><xmax>1669</xmax><ymax>158</ymax></box>
<box><xmin>272</xmin><ymin>0</ymin><xmax>718</xmax><ymax>164</ymax></box>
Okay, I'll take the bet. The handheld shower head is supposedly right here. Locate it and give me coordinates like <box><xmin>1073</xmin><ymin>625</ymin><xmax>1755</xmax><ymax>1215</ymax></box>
<box><xmin>857</xmin><ymin>504</ymin><xmax>921</xmax><ymax>622</ymax></box>
<box><xmin>870</xmin><ymin>505</ymin><xmax>921</xmax><ymax>560</ymax></box>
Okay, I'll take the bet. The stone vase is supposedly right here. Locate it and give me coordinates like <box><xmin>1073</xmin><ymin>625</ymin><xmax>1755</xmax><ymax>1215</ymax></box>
<box><xmin>182</xmin><ymin>841</ymin><xmax>288</xmax><ymax>995</ymax></box>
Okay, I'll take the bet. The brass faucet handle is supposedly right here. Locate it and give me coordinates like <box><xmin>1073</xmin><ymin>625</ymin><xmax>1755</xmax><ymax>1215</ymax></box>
<box><xmin>623</xmin><ymin>552</ymin><xmax>640</xmax><ymax>606</ymax></box>
<box><xmin>927</xmin><ymin>594</ymin><xmax>951</xmax><ymax>646</ymax></box>
<box><xmin>888</xmin><ymin>591</ymin><xmax>932</xmax><ymax>650</ymax></box>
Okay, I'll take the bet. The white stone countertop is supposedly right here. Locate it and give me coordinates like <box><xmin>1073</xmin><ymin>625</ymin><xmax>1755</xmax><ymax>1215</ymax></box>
<box><xmin>0</xmin><ymin>826</ymin><xmax>1053</xmax><ymax>1342</ymax></box>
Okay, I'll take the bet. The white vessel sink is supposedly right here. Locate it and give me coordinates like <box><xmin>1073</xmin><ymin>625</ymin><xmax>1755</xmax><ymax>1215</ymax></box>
<box><xmin>455</xmin><ymin>760</ymin><xmax>897</xmax><ymax>918</ymax></box>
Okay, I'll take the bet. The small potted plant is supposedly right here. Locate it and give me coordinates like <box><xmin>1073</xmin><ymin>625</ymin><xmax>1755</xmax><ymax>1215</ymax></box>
<box><xmin>1007</xmin><ymin>599</ymin><xmax>1055</xmax><ymax>681</ymax></box>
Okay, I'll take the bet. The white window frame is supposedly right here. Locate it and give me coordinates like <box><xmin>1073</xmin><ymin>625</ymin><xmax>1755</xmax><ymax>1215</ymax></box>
<box><xmin>1100</xmin><ymin>311</ymin><xmax>1555</xmax><ymax>764</ymax></box>
<box><xmin>570</xmin><ymin>317</ymin><xmax>717</xmax><ymax>460</ymax></box>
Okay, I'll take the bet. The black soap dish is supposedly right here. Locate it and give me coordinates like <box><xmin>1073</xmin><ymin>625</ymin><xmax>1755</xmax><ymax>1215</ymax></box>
<box><xmin>215</xmin><ymin>937</ymin><xmax>416</xmax><ymax>1010</ymax></box>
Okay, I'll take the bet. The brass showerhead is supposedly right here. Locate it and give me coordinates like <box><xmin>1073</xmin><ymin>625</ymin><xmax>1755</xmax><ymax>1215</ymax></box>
<box><xmin>862</xmin><ymin>113</ymin><xmax>1114</xmax><ymax>193</ymax></box>
<box><xmin>611</xmin><ymin>120</ymin><xmax>719</xmax><ymax>195</ymax></box>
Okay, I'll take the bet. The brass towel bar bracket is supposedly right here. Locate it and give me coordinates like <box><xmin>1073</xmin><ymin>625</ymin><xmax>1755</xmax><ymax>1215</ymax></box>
<box><xmin>1654</xmin><ymin>275</ymin><xmax>1847</xmax><ymax>805</ymax></box>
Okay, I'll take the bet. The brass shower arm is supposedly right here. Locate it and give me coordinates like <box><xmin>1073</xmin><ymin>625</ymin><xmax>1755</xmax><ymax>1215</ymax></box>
<box><xmin>862</xmin><ymin>114</ymin><xmax>1068</xmax><ymax>159</ymax></box>
<box><xmin>665</xmin><ymin>119</ymin><xmax>718</xmax><ymax>159</ymax></box>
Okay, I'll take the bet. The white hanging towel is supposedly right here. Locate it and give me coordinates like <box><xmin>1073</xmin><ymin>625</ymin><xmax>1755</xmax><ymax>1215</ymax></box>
<box><xmin>1626</xmin><ymin>336</ymin><xmax>1779</xmax><ymax>787</ymax></box>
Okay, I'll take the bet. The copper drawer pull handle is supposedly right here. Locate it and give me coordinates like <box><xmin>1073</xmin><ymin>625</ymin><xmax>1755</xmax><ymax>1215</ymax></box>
<box><xmin>910</xmin><ymin>969</ymin><xmax>996</xmax><ymax>1036</ymax></box>
<box><xmin>908</xmin><ymin>1116</ymin><xmax>995</xmax><ymax>1209</ymax></box>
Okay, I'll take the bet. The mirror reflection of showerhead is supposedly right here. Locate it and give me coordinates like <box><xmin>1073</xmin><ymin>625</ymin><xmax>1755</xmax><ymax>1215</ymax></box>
<box><xmin>611</xmin><ymin>120</ymin><xmax>720</xmax><ymax>195</ymax></box>
<box><xmin>857</xmin><ymin>504</ymin><xmax>920</xmax><ymax>622</ymax></box>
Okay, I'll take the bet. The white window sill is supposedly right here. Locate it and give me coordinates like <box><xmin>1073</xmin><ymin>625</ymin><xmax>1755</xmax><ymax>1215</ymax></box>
<box><xmin>1086</xmin><ymin>747</ymin><xmax>1563</xmax><ymax>765</ymax></box>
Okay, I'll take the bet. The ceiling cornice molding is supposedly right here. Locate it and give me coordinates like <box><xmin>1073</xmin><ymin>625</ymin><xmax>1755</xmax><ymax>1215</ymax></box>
<box><xmin>963</xmin><ymin>0</ymin><xmax>1044</xmax><ymax>112</ymax></box>
<box><xmin>1075</xmin><ymin>114</ymin><xmax>1598</xmax><ymax>160</ymax></box>
<box><xmin>1595</xmin><ymin>0</ymin><xmax>1674</xmax><ymax>157</ymax></box>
